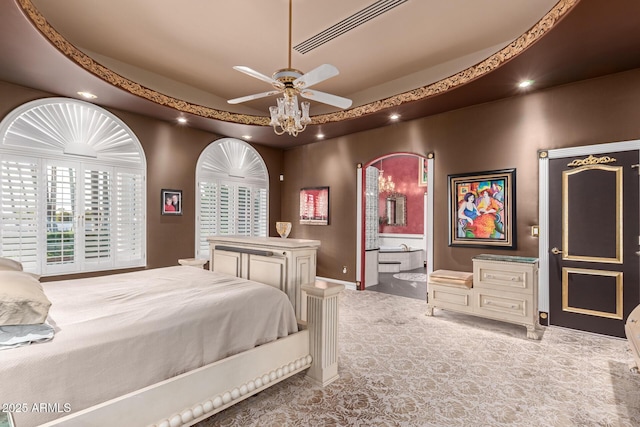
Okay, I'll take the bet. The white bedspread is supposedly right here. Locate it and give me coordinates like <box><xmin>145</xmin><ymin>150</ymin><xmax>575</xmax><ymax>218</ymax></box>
<box><xmin>0</xmin><ymin>266</ymin><xmax>298</xmax><ymax>427</ymax></box>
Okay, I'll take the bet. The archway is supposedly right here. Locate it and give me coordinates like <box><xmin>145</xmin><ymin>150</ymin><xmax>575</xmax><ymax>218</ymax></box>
<box><xmin>356</xmin><ymin>152</ymin><xmax>434</xmax><ymax>299</ymax></box>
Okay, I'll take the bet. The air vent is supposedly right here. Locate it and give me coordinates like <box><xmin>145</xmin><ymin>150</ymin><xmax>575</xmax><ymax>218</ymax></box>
<box><xmin>293</xmin><ymin>0</ymin><xmax>408</xmax><ymax>54</ymax></box>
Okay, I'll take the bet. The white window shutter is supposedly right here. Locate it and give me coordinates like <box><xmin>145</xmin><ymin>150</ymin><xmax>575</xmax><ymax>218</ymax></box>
<box><xmin>0</xmin><ymin>157</ymin><xmax>39</xmax><ymax>272</ymax></box>
<box><xmin>219</xmin><ymin>184</ymin><xmax>236</xmax><ymax>235</ymax></box>
<box><xmin>115</xmin><ymin>171</ymin><xmax>144</xmax><ymax>265</ymax></box>
<box><xmin>0</xmin><ymin>99</ymin><xmax>147</xmax><ymax>276</ymax></box>
<box><xmin>45</xmin><ymin>164</ymin><xmax>77</xmax><ymax>271</ymax></box>
<box><xmin>253</xmin><ymin>188</ymin><xmax>268</xmax><ymax>236</ymax></box>
<box><xmin>237</xmin><ymin>186</ymin><xmax>251</xmax><ymax>236</ymax></box>
<box><xmin>83</xmin><ymin>168</ymin><xmax>112</xmax><ymax>266</ymax></box>
<box><xmin>195</xmin><ymin>138</ymin><xmax>269</xmax><ymax>257</ymax></box>
<box><xmin>198</xmin><ymin>181</ymin><xmax>217</xmax><ymax>258</ymax></box>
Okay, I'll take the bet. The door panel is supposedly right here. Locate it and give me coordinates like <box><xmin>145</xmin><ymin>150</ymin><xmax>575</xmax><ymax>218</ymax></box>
<box><xmin>563</xmin><ymin>165</ymin><xmax>622</xmax><ymax>263</ymax></box>
<box><xmin>549</xmin><ymin>151</ymin><xmax>639</xmax><ymax>337</ymax></box>
<box><xmin>562</xmin><ymin>267</ymin><xmax>623</xmax><ymax>319</ymax></box>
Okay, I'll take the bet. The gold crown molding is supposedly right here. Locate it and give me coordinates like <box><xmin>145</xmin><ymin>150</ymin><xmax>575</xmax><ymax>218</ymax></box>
<box><xmin>313</xmin><ymin>0</ymin><xmax>578</xmax><ymax>125</ymax></box>
<box><xmin>16</xmin><ymin>0</ymin><xmax>269</xmax><ymax>126</ymax></box>
<box><xmin>18</xmin><ymin>0</ymin><xmax>577</xmax><ymax>128</ymax></box>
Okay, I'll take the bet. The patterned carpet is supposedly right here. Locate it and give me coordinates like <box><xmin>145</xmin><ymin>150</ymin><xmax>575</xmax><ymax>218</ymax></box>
<box><xmin>197</xmin><ymin>289</ymin><xmax>640</xmax><ymax>427</ymax></box>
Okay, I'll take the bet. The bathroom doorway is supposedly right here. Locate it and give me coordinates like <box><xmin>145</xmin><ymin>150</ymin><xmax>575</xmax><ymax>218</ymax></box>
<box><xmin>357</xmin><ymin>153</ymin><xmax>433</xmax><ymax>300</ymax></box>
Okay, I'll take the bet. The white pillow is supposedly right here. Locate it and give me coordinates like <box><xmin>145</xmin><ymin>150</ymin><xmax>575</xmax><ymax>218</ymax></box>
<box><xmin>0</xmin><ymin>256</ymin><xmax>23</xmax><ymax>272</ymax></box>
<box><xmin>0</xmin><ymin>271</ymin><xmax>51</xmax><ymax>326</ymax></box>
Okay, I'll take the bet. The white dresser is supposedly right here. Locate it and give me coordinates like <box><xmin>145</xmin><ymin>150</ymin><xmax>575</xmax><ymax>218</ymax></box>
<box><xmin>472</xmin><ymin>254</ymin><xmax>542</xmax><ymax>339</ymax></box>
<box><xmin>207</xmin><ymin>236</ymin><xmax>320</xmax><ymax>321</ymax></box>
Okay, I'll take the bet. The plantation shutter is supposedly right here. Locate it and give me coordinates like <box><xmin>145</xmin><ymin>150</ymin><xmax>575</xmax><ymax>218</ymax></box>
<box><xmin>253</xmin><ymin>188</ymin><xmax>268</xmax><ymax>236</ymax></box>
<box><xmin>219</xmin><ymin>184</ymin><xmax>235</xmax><ymax>235</ymax></box>
<box><xmin>0</xmin><ymin>157</ymin><xmax>39</xmax><ymax>272</ymax></box>
<box><xmin>0</xmin><ymin>98</ymin><xmax>146</xmax><ymax>276</ymax></box>
<box><xmin>45</xmin><ymin>164</ymin><xmax>77</xmax><ymax>272</ymax></box>
<box><xmin>198</xmin><ymin>181</ymin><xmax>217</xmax><ymax>257</ymax></box>
<box><xmin>237</xmin><ymin>186</ymin><xmax>251</xmax><ymax>235</ymax></box>
<box><xmin>195</xmin><ymin>138</ymin><xmax>269</xmax><ymax>258</ymax></box>
<box><xmin>115</xmin><ymin>170</ymin><xmax>145</xmax><ymax>265</ymax></box>
<box><xmin>83</xmin><ymin>168</ymin><xmax>111</xmax><ymax>266</ymax></box>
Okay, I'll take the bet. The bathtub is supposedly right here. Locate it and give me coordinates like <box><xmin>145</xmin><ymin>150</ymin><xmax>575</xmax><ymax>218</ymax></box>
<box><xmin>377</xmin><ymin>246</ymin><xmax>425</xmax><ymax>271</ymax></box>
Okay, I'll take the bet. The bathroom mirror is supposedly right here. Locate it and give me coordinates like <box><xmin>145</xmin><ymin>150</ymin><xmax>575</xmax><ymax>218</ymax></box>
<box><xmin>386</xmin><ymin>193</ymin><xmax>406</xmax><ymax>226</ymax></box>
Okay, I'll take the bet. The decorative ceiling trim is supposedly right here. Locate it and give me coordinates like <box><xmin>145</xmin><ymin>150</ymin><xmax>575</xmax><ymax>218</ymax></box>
<box><xmin>17</xmin><ymin>0</ymin><xmax>577</xmax><ymax>128</ymax></box>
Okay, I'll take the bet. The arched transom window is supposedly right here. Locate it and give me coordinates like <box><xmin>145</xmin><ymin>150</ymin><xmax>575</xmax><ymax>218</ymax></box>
<box><xmin>196</xmin><ymin>138</ymin><xmax>269</xmax><ymax>259</ymax></box>
<box><xmin>0</xmin><ymin>98</ymin><xmax>146</xmax><ymax>275</ymax></box>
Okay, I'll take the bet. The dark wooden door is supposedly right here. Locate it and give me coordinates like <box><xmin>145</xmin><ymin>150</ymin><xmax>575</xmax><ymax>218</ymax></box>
<box><xmin>549</xmin><ymin>150</ymin><xmax>639</xmax><ymax>337</ymax></box>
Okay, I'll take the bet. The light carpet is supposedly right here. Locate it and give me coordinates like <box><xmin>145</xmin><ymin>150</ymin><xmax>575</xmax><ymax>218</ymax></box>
<box><xmin>197</xmin><ymin>289</ymin><xmax>640</xmax><ymax>427</ymax></box>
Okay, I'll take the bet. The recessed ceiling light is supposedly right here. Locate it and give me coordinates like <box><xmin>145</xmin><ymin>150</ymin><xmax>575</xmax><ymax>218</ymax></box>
<box><xmin>177</xmin><ymin>117</ymin><xmax>187</xmax><ymax>124</ymax></box>
<box><xmin>242</xmin><ymin>135</ymin><xmax>252</xmax><ymax>140</ymax></box>
<box><xmin>518</xmin><ymin>80</ymin><xmax>534</xmax><ymax>89</ymax></box>
<box><xmin>77</xmin><ymin>91</ymin><xmax>97</xmax><ymax>99</ymax></box>
<box><xmin>316</xmin><ymin>133</ymin><xmax>325</xmax><ymax>139</ymax></box>
<box><xmin>390</xmin><ymin>114</ymin><xmax>400</xmax><ymax>120</ymax></box>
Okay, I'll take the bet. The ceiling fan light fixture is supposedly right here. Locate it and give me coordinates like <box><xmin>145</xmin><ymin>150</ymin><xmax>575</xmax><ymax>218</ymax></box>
<box><xmin>269</xmin><ymin>94</ymin><xmax>311</xmax><ymax>136</ymax></box>
<box><xmin>228</xmin><ymin>0</ymin><xmax>351</xmax><ymax>137</ymax></box>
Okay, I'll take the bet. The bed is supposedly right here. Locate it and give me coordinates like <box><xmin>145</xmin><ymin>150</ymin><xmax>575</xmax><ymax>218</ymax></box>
<box><xmin>0</xmin><ymin>265</ymin><xmax>342</xmax><ymax>427</ymax></box>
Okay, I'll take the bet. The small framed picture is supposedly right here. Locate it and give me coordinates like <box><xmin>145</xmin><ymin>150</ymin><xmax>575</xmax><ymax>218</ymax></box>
<box><xmin>299</xmin><ymin>186</ymin><xmax>329</xmax><ymax>225</ymax></box>
<box><xmin>161</xmin><ymin>189</ymin><xmax>182</xmax><ymax>215</ymax></box>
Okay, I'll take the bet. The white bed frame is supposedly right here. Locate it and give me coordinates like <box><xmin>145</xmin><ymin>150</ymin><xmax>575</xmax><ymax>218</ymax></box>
<box><xmin>39</xmin><ymin>282</ymin><xmax>343</xmax><ymax>427</ymax></box>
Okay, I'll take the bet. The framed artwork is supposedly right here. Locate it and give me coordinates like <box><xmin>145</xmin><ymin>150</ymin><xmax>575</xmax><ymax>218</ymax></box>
<box><xmin>161</xmin><ymin>189</ymin><xmax>182</xmax><ymax>215</ymax></box>
<box><xmin>299</xmin><ymin>187</ymin><xmax>329</xmax><ymax>225</ymax></box>
<box><xmin>448</xmin><ymin>169</ymin><xmax>516</xmax><ymax>248</ymax></box>
<box><xmin>419</xmin><ymin>157</ymin><xmax>428</xmax><ymax>187</ymax></box>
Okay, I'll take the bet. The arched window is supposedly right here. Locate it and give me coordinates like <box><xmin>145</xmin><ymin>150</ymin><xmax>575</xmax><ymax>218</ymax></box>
<box><xmin>0</xmin><ymin>98</ymin><xmax>146</xmax><ymax>275</ymax></box>
<box><xmin>196</xmin><ymin>138</ymin><xmax>269</xmax><ymax>259</ymax></box>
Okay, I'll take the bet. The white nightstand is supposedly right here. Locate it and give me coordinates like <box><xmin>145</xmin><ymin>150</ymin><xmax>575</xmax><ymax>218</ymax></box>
<box><xmin>178</xmin><ymin>258</ymin><xmax>207</xmax><ymax>269</ymax></box>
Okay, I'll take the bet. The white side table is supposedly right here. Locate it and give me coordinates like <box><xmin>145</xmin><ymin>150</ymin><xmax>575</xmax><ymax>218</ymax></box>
<box><xmin>178</xmin><ymin>258</ymin><xmax>207</xmax><ymax>269</ymax></box>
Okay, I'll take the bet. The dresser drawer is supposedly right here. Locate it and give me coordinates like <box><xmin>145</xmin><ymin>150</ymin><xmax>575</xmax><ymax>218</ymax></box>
<box><xmin>474</xmin><ymin>290</ymin><xmax>533</xmax><ymax>325</ymax></box>
<box><xmin>473</xmin><ymin>261</ymin><xmax>535</xmax><ymax>293</ymax></box>
<box><xmin>429</xmin><ymin>283</ymin><xmax>473</xmax><ymax>313</ymax></box>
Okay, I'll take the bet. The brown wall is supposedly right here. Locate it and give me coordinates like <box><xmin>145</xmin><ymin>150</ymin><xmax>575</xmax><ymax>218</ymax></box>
<box><xmin>0</xmin><ymin>80</ymin><xmax>284</xmax><ymax>280</ymax></box>
<box><xmin>282</xmin><ymin>68</ymin><xmax>640</xmax><ymax>281</ymax></box>
<box><xmin>4</xmin><ymin>68</ymin><xmax>640</xmax><ymax>283</ymax></box>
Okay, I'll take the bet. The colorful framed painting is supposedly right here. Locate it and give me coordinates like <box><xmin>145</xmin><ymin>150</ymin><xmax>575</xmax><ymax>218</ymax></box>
<box><xmin>161</xmin><ymin>189</ymin><xmax>182</xmax><ymax>215</ymax></box>
<box><xmin>419</xmin><ymin>157</ymin><xmax>428</xmax><ymax>187</ymax></box>
<box><xmin>448</xmin><ymin>169</ymin><xmax>516</xmax><ymax>248</ymax></box>
<box><xmin>299</xmin><ymin>187</ymin><xmax>329</xmax><ymax>225</ymax></box>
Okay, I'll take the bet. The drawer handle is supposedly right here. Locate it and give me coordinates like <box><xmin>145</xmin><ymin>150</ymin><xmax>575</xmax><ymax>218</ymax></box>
<box><xmin>484</xmin><ymin>300</ymin><xmax>519</xmax><ymax>309</ymax></box>
<box><xmin>485</xmin><ymin>273</ymin><xmax>520</xmax><ymax>282</ymax></box>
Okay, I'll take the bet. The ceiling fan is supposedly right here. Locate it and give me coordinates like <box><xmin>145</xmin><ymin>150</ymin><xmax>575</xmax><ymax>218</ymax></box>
<box><xmin>227</xmin><ymin>0</ymin><xmax>352</xmax><ymax>136</ymax></box>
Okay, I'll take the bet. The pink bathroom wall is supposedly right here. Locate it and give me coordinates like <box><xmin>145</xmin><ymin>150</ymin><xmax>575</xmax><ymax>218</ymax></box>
<box><xmin>374</xmin><ymin>155</ymin><xmax>426</xmax><ymax>235</ymax></box>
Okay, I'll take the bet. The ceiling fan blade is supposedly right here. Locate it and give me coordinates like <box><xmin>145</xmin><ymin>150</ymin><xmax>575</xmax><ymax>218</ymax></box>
<box><xmin>227</xmin><ymin>90</ymin><xmax>280</xmax><ymax>104</ymax></box>
<box><xmin>301</xmin><ymin>89</ymin><xmax>352</xmax><ymax>109</ymax></box>
<box><xmin>233</xmin><ymin>66</ymin><xmax>284</xmax><ymax>89</ymax></box>
<box><xmin>294</xmin><ymin>64</ymin><xmax>339</xmax><ymax>89</ymax></box>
